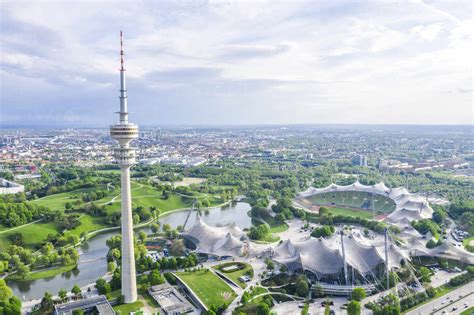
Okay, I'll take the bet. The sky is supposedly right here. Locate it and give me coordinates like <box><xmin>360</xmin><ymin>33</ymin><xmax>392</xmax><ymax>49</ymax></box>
<box><xmin>0</xmin><ymin>0</ymin><xmax>472</xmax><ymax>126</ymax></box>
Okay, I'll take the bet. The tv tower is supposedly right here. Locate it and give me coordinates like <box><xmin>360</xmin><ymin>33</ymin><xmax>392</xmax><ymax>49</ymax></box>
<box><xmin>110</xmin><ymin>31</ymin><xmax>138</xmax><ymax>303</ymax></box>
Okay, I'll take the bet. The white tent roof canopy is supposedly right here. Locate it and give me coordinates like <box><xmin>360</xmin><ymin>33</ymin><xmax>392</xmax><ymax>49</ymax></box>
<box><xmin>298</xmin><ymin>181</ymin><xmax>434</xmax><ymax>222</ymax></box>
<box><xmin>181</xmin><ymin>216</ymin><xmax>250</xmax><ymax>257</ymax></box>
<box><xmin>272</xmin><ymin>232</ymin><xmax>407</xmax><ymax>278</ymax></box>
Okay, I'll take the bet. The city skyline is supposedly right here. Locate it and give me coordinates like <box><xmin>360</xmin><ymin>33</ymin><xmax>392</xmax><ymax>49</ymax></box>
<box><xmin>1</xmin><ymin>1</ymin><xmax>472</xmax><ymax>126</ymax></box>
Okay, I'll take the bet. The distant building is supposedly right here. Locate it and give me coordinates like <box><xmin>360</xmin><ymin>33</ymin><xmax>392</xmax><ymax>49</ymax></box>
<box><xmin>54</xmin><ymin>295</ymin><xmax>115</xmax><ymax>315</ymax></box>
<box><xmin>352</xmin><ymin>154</ymin><xmax>368</xmax><ymax>167</ymax></box>
<box><xmin>140</xmin><ymin>156</ymin><xmax>207</xmax><ymax>167</ymax></box>
<box><xmin>14</xmin><ymin>173</ymin><xmax>42</xmax><ymax>180</ymax></box>
<box><xmin>148</xmin><ymin>283</ymin><xmax>194</xmax><ymax>314</ymax></box>
<box><xmin>0</xmin><ymin>178</ymin><xmax>24</xmax><ymax>194</ymax></box>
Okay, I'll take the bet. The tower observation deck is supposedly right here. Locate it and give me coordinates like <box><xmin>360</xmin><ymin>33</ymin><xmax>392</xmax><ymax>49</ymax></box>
<box><xmin>109</xmin><ymin>31</ymin><xmax>138</xmax><ymax>303</ymax></box>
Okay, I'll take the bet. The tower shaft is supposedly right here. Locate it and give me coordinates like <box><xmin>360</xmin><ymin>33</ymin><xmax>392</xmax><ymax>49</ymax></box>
<box><xmin>121</xmin><ymin>166</ymin><xmax>137</xmax><ymax>303</ymax></box>
<box><xmin>110</xmin><ymin>31</ymin><xmax>138</xmax><ymax>304</ymax></box>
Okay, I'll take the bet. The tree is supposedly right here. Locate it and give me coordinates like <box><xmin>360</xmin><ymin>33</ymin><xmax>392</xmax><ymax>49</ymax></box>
<box><xmin>351</xmin><ymin>287</ymin><xmax>366</xmax><ymax>301</ymax></box>
<box><xmin>319</xmin><ymin>207</ymin><xmax>329</xmax><ymax>216</ymax></box>
<box><xmin>256</xmin><ymin>302</ymin><xmax>270</xmax><ymax>315</ymax></box>
<box><xmin>265</xmin><ymin>260</ymin><xmax>274</xmax><ymax>270</ymax></box>
<box><xmin>111</xmin><ymin>248</ymin><xmax>121</xmax><ymax>261</ymax></box>
<box><xmin>150</xmin><ymin>223</ymin><xmax>160</xmax><ymax>234</ymax></box>
<box><xmin>58</xmin><ymin>288</ymin><xmax>68</xmax><ymax>302</ymax></box>
<box><xmin>16</xmin><ymin>264</ymin><xmax>29</xmax><ymax>279</ymax></box>
<box><xmin>432</xmin><ymin>210</ymin><xmax>446</xmax><ymax>225</ymax></box>
<box><xmin>40</xmin><ymin>292</ymin><xmax>54</xmax><ymax>313</ymax></box>
<box><xmin>71</xmin><ymin>284</ymin><xmax>81</xmax><ymax>296</ymax></box>
<box><xmin>240</xmin><ymin>291</ymin><xmax>250</xmax><ymax>305</ymax></box>
<box><xmin>95</xmin><ymin>278</ymin><xmax>111</xmax><ymax>295</ymax></box>
<box><xmin>426</xmin><ymin>239</ymin><xmax>437</xmax><ymax>248</ymax></box>
<box><xmin>324</xmin><ymin>304</ymin><xmax>330</xmax><ymax>315</ymax></box>
<box><xmin>107</xmin><ymin>261</ymin><xmax>117</xmax><ymax>273</ymax></box>
<box><xmin>418</xmin><ymin>266</ymin><xmax>432</xmax><ymax>283</ymax></box>
<box><xmin>133</xmin><ymin>214</ymin><xmax>140</xmax><ymax>225</ymax></box>
<box><xmin>347</xmin><ymin>300</ymin><xmax>361</xmax><ymax>315</ymax></box>
<box><xmin>72</xmin><ymin>310</ymin><xmax>84</xmax><ymax>315</ymax></box>
<box><xmin>1</xmin><ymin>295</ymin><xmax>21</xmax><ymax>314</ymax></box>
<box><xmin>138</xmin><ymin>231</ymin><xmax>147</xmax><ymax>243</ymax></box>
<box><xmin>311</xmin><ymin>225</ymin><xmax>334</xmax><ymax>238</ymax></box>
<box><xmin>295</xmin><ymin>276</ymin><xmax>309</xmax><ymax>297</ymax></box>
<box><xmin>162</xmin><ymin>224</ymin><xmax>171</xmax><ymax>234</ymax></box>
<box><xmin>148</xmin><ymin>270</ymin><xmax>165</xmax><ymax>285</ymax></box>
<box><xmin>0</xmin><ymin>279</ymin><xmax>13</xmax><ymax>301</ymax></box>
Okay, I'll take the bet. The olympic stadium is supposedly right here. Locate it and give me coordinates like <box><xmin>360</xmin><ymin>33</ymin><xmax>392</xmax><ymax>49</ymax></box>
<box><xmin>180</xmin><ymin>181</ymin><xmax>473</xmax><ymax>296</ymax></box>
<box><xmin>297</xmin><ymin>181</ymin><xmax>433</xmax><ymax>223</ymax></box>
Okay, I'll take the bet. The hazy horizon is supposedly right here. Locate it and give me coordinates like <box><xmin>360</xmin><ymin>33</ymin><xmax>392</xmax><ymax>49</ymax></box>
<box><xmin>1</xmin><ymin>0</ymin><xmax>473</xmax><ymax>126</ymax></box>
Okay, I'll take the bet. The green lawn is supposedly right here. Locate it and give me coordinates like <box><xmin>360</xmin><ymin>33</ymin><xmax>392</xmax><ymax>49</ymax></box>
<box><xmin>31</xmin><ymin>186</ymin><xmax>108</xmax><ymax>211</ymax></box>
<box><xmin>1</xmin><ymin>181</ymin><xmax>226</xmax><ymax>250</ymax></box>
<box><xmin>6</xmin><ymin>264</ymin><xmax>77</xmax><ymax>281</ymax></box>
<box><xmin>269</xmin><ymin>224</ymin><xmax>289</xmax><ymax>233</ymax></box>
<box><xmin>66</xmin><ymin>214</ymin><xmax>109</xmax><ymax>237</ymax></box>
<box><xmin>213</xmin><ymin>262</ymin><xmax>254</xmax><ymax>288</ymax></box>
<box><xmin>95</xmin><ymin>169</ymin><xmax>122</xmax><ymax>174</ymax></box>
<box><xmin>176</xmin><ymin>269</ymin><xmax>237</xmax><ymax>308</ymax></box>
<box><xmin>100</xmin><ymin>182</ymin><xmax>196</xmax><ymax>214</ymax></box>
<box><xmin>327</xmin><ymin>206</ymin><xmax>375</xmax><ymax>219</ymax></box>
<box><xmin>461</xmin><ymin>306</ymin><xmax>473</xmax><ymax>315</ymax></box>
<box><xmin>259</xmin><ymin>212</ymin><xmax>289</xmax><ymax>233</ymax></box>
<box><xmin>261</xmin><ymin>234</ymin><xmax>281</xmax><ymax>243</ymax></box>
<box><xmin>114</xmin><ymin>301</ymin><xmax>144</xmax><ymax>314</ymax></box>
<box><xmin>0</xmin><ymin>222</ymin><xmax>58</xmax><ymax>250</ymax></box>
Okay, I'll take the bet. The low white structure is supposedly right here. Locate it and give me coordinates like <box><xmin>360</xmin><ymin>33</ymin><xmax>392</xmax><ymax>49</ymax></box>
<box><xmin>148</xmin><ymin>283</ymin><xmax>194</xmax><ymax>315</ymax></box>
<box><xmin>299</xmin><ymin>181</ymin><xmax>433</xmax><ymax>222</ymax></box>
<box><xmin>0</xmin><ymin>178</ymin><xmax>24</xmax><ymax>194</ymax></box>
<box><xmin>182</xmin><ymin>216</ymin><xmax>252</xmax><ymax>257</ymax></box>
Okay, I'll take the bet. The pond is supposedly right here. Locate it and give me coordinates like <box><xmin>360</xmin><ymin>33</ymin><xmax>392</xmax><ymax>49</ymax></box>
<box><xmin>8</xmin><ymin>201</ymin><xmax>251</xmax><ymax>301</ymax></box>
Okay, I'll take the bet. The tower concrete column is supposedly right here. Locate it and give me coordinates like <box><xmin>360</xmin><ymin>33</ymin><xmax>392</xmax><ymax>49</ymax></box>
<box><xmin>110</xmin><ymin>31</ymin><xmax>139</xmax><ymax>304</ymax></box>
<box><xmin>121</xmin><ymin>165</ymin><xmax>137</xmax><ymax>303</ymax></box>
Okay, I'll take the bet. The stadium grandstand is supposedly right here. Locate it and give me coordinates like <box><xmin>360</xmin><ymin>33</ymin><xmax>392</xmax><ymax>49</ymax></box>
<box><xmin>297</xmin><ymin>181</ymin><xmax>433</xmax><ymax>223</ymax></box>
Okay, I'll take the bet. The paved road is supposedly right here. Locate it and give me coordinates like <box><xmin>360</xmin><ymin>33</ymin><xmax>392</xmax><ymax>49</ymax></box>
<box><xmin>271</xmin><ymin>297</ymin><xmax>349</xmax><ymax>315</ymax></box>
<box><xmin>433</xmin><ymin>293</ymin><xmax>473</xmax><ymax>315</ymax></box>
<box><xmin>406</xmin><ymin>281</ymin><xmax>473</xmax><ymax>315</ymax></box>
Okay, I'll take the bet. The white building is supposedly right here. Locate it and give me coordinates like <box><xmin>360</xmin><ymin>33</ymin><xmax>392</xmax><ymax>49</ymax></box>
<box><xmin>0</xmin><ymin>178</ymin><xmax>24</xmax><ymax>194</ymax></box>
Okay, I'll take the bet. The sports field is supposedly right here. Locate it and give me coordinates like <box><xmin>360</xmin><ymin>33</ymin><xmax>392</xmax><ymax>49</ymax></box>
<box><xmin>326</xmin><ymin>206</ymin><xmax>375</xmax><ymax>219</ymax></box>
<box><xmin>176</xmin><ymin>269</ymin><xmax>236</xmax><ymax>308</ymax></box>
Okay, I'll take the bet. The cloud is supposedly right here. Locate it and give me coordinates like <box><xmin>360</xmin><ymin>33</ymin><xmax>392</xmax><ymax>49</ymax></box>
<box><xmin>0</xmin><ymin>0</ymin><xmax>472</xmax><ymax>126</ymax></box>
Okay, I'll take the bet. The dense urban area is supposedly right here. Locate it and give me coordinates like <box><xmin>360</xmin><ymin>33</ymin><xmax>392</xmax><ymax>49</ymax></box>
<box><xmin>0</xmin><ymin>124</ymin><xmax>473</xmax><ymax>315</ymax></box>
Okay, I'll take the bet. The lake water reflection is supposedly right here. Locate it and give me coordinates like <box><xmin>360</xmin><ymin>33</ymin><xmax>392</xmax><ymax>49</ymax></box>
<box><xmin>8</xmin><ymin>201</ymin><xmax>251</xmax><ymax>300</ymax></box>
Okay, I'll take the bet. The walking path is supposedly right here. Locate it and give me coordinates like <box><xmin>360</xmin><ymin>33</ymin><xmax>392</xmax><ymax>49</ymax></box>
<box><xmin>0</xmin><ymin>219</ymin><xmax>44</xmax><ymax>234</ymax></box>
